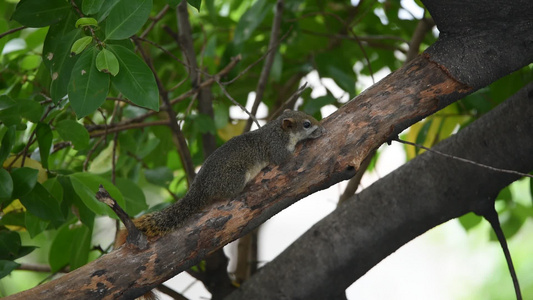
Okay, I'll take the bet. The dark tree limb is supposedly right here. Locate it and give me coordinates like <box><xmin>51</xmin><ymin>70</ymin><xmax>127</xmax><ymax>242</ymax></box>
<box><xmin>4</xmin><ymin>53</ymin><xmax>476</xmax><ymax>300</ymax></box>
<box><xmin>227</xmin><ymin>80</ymin><xmax>533</xmax><ymax>300</ymax></box>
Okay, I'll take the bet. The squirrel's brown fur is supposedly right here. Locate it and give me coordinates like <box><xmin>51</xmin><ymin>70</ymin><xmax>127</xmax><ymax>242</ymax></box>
<box><xmin>130</xmin><ymin>110</ymin><xmax>325</xmax><ymax>238</ymax></box>
<box><xmin>116</xmin><ymin>110</ymin><xmax>324</xmax><ymax>300</ymax></box>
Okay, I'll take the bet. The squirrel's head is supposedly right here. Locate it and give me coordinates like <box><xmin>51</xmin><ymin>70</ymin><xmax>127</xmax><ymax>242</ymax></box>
<box><xmin>279</xmin><ymin>110</ymin><xmax>325</xmax><ymax>150</ymax></box>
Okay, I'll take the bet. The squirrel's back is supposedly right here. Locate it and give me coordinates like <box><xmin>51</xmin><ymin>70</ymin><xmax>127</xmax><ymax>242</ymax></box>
<box><xmin>130</xmin><ymin>110</ymin><xmax>325</xmax><ymax>237</ymax></box>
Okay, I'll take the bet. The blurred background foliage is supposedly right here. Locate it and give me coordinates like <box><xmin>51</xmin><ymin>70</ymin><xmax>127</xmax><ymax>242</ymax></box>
<box><xmin>0</xmin><ymin>0</ymin><xmax>532</xmax><ymax>298</ymax></box>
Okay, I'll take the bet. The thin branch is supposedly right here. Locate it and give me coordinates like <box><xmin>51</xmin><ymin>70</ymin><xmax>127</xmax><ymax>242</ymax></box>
<box><xmin>155</xmin><ymin>284</ymin><xmax>188</xmax><ymax>300</ymax></box>
<box><xmin>222</xmin><ymin>26</ymin><xmax>293</xmax><ymax>86</ymax></box>
<box><xmin>140</xmin><ymin>4</ymin><xmax>170</xmax><ymax>39</ymax></box>
<box><xmin>243</xmin><ymin>0</ymin><xmax>284</xmax><ymax>133</ymax></box>
<box><xmin>394</xmin><ymin>137</ymin><xmax>533</xmax><ymax>178</ymax></box>
<box><xmin>133</xmin><ymin>38</ymin><xmax>197</xmax><ymax>184</ymax></box>
<box><xmin>83</xmin><ymin>136</ymin><xmax>104</xmax><ymax>171</ymax></box>
<box><xmin>0</xmin><ymin>26</ymin><xmax>26</xmax><ymax>39</ymax></box>
<box><xmin>215</xmin><ymin>79</ymin><xmax>260</xmax><ymax>128</ymax></box>
<box><xmin>269</xmin><ymin>82</ymin><xmax>309</xmax><ymax>119</ymax></box>
<box><xmin>85</xmin><ymin>55</ymin><xmax>242</xmax><ymax>133</ymax></box>
<box><xmin>175</xmin><ymin>0</ymin><xmax>217</xmax><ymax>157</ymax></box>
<box><xmin>406</xmin><ymin>14</ymin><xmax>435</xmax><ymax>62</ymax></box>
<box><xmin>89</xmin><ymin>120</ymin><xmax>169</xmax><ymax>138</ymax></box>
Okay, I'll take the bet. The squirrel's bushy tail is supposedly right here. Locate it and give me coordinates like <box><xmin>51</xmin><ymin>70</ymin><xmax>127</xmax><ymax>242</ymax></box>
<box><xmin>133</xmin><ymin>192</ymin><xmax>200</xmax><ymax>237</ymax></box>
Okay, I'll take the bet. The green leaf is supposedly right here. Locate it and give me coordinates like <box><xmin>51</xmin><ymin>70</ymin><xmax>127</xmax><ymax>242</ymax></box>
<box><xmin>50</xmin><ymin>222</ymin><xmax>91</xmax><ymax>272</ymax></box>
<box><xmin>144</xmin><ymin>167</ymin><xmax>174</xmax><ymax>187</ymax></box>
<box><xmin>55</xmin><ymin>119</ymin><xmax>90</xmax><ymax>150</ymax></box>
<box><xmin>115</xmin><ymin>178</ymin><xmax>148</xmax><ymax>215</ymax></box>
<box><xmin>69</xmin><ymin>173</ymin><xmax>125</xmax><ymax>217</ymax></box>
<box><xmin>185</xmin><ymin>113</ymin><xmax>216</xmax><ymax>136</ymax></box>
<box><xmin>70</xmin><ymin>36</ymin><xmax>93</xmax><ymax>56</ymax></box>
<box><xmin>0</xmin><ymin>260</ymin><xmax>20</xmax><ymax>279</ymax></box>
<box><xmin>70</xmin><ymin>224</ymin><xmax>91</xmax><ymax>270</ymax></box>
<box><xmin>496</xmin><ymin>186</ymin><xmax>513</xmax><ymax>202</ymax></box>
<box><xmin>105</xmin><ymin>0</ymin><xmax>153</xmax><ymax>40</ymax></box>
<box><xmin>25</xmin><ymin>212</ymin><xmax>50</xmax><ymax>238</ymax></box>
<box><xmin>303</xmin><ymin>95</ymin><xmax>337</xmax><ymax>116</ymax></box>
<box><xmin>19</xmin><ymin>183</ymin><xmax>65</xmax><ymax>224</ymax></box>
<box><xmin>20</xmin><ymin>55</ymin><xmax>42</xmax><ymax>70</ymax></box>
<box><xmin>0</xmin><ymin>19</ymin><xmax>8</xmax><ymax>54</ymax></box>
<box><xmin>75</xmin><ymin>17</ymin><xmax>98</xmax><ymax>28</ymax></box>
<box><xmin>187</xmin><ymin>0</ymin><xmax>201</xmax><ymax>11</ymax></box>
<box><xmin>530</xmin><ymin>177</ymin><xmax>533</xmax><ymax>206</ymax></box>
<box><xmin>11</xmin><ymin>0</ymin><xmax>71</xmax><ymax>27</ymax></box>
<box><xmin>167</xmin><ymin>0</ymin><xmax>180</xmax><ymax>6</ymax></box>
<box><xmin>458</xmin><ymin>212</ymin><xmax>483</xmax><ymax>231</ymax></box>
<box><xmin>87</xmin><ymin>141</ymin><xmax>114</xmax><ymax>174</ymax></box>
<box><xmin>43</xmin><ymin>15</ymin><xmax>82</xmax><ymax>103</ymax></box>
<box><xmin>0</xmin><ymin>96</ymin><xmax>21</xmax><ymax>126</ymax></box>
<box><xmin>0</xmin><ymin>231</ymin><xmax>21</xmax><ymax>260</ymax></box>
<box><xmin>11</xmin><ymin>167</ymin><xmax>39</xmax><ymax>200</ymax></box>
<box><xmin>58</xmin><ymin>176</ymin><xmax>95</xmax><ymax>228</ymax></box>
<box><xmin>108</xmin><ymin>44</ymin><xmax>159</xmax><ymax>111</ymax></box>
<box><xmin>83</xmin><ymin>0</ymin><xmax>106</xmax><ymax>15</ymax></box>
<box><xmin>19</xmin><ymin>99</ymin><xmax>43</xmax><ymax>123</ymax></box>
<box><xmin>0</xmin><ymin>169</ymin><xmax>13</xmax><ymax>203</ymax></box>
<box><xmin>96</xmin><ymin>48</ymin><xmax>119</xmax><ymax>76</ymax></box>
<box><xmin>0</xmin><ymin>126</ymin><xmax>16</xmax><ymax>166</ymax></box>
<box><xmin>68</xmin><ymin>46</ymin><xmax>110</xmax><ymax>118</ymax></box>
<box><xmin>0</xmin><ymin>233</ymin><xmax>35</xmax><ymax>263</ymax></box>
<box><xmin>415</xmin><ymin>120</ymin><xmax>433</xmax><ymax>154</ymax></box>
<box><xmin>233</xmin><ymin>0</ymin><xmax>271</xmax><ymax>46</ymax></box>
<box><xmin>35</xmin><ymin>122</ymin><xmax>53</xmax><ymax>169</ymax></box>
<box><xmin>96</xmin><ymin>0</ymin><xmax>120</xmax><ymax>23</ymax></box>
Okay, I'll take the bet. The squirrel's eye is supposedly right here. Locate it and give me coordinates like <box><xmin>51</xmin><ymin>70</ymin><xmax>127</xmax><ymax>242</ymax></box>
<box><xmin>303</xmin><ymin>121</ymin><xmax>311</xmax><ymax>128</ymax></box>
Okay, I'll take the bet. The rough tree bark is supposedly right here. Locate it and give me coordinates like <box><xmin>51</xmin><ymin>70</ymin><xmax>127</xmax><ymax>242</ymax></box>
<box><xmin>1</xmin><ymin>54</ymin><xmax>482</xmax><ymax>300</ymax></box>
<box><xmin>6</xmin><ymin>0</ymin><xmax>533</xmax><ymax>299</ymax></box>
<box><xmin>227</xmin><ymin>81</ymin><xmax>533</xmax><ymax>300</ymax></box>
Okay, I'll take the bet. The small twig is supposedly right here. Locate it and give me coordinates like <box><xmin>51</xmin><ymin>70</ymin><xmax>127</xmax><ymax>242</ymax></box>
<box><xmin>89</xmin><ymin>120</ymin><xmax>169</xmax><ymax>138</ymax></box>
<box><xmin>394</xmin><ymin>137</ymin><xmax>533</xmax><ymax>178</ymax></box>
<box><xmin>133</xmin><ymin>38</ymin><xmax>197</xmax><ymax>184</ymax></box>
<box><xmin>70</xmin><ymin>0</ymin><xmax>103</xmax><ymax>47</ymax></box>
<box><xmin>406</xmin><ymin>15</ymin><xmax>435</xmax><ymax>62</ymax></box>
<box><xmin>140</xmin><ymin>4</ymin><xmax>170</xmax><ymax>39</ymax></box>
<box><xmin>96</xmin><ymin>185</ymin><xmax>148</xmax><ymax>250</ymax></box>
<box><xmin>222</xmin><ymin>26</ymin><xmax>293</xmax><ymax>86</ymax></box>
<box><xmin>269</xmin><ymin>82</ymin><xmax>309</xmax><ymax>119</ymax></box>
<box><xmin>215</xmin><ymin>79</ymin><xmax>260</xmax><ymax>128</ymax></box>
<box><xmin>243</xmin><ymin>0</ymin><xmax>284</xmax><ymax>133</ymax></box>
<box><xmin>156</xmin><ymin>284</ymin><xmax>188</xmax><ymax>300</ymax></box>
<box><xmin>0</xmin><ymin>26</ymin><xmax>26</xmax><ymax>39</ymax></box>
<box><xmin>85</xmin><ymin>55</ymin><xmax>241</xmax><ymax>133</ymax></box>
<box><xmin>83</xmin><ymin>136</ymin><xmax>104</xmax><ymax>171</ymax></box>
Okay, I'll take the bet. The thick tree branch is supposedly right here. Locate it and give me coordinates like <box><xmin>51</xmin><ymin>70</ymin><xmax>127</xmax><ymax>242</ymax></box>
<box><xmin>5</xmin><ymin>54</ymin><xmax>475</xmax><ymax>300</ymax></box>
<box><xmin>227</xmin><ymin>81</ymin><xmax>533</xmax><ymax>300</ymax></box>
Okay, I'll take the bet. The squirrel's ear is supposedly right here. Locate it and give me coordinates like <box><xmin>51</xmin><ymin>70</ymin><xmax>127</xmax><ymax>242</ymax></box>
<box><xmin>283</xmin><ymin>108</ymin><xmax>291</xmax><ymax>113</ymax></box>
<box><xmin>282</xmin><ymin>118</ymin><xmax>295</xmax><ymax>131</ymax></box>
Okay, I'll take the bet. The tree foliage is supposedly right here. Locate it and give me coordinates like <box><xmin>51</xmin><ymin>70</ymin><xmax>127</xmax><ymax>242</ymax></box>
<box><xmin>0</xmin><ymin>0</ymin><xmax>532</xmax><ymax>298</ymax></box>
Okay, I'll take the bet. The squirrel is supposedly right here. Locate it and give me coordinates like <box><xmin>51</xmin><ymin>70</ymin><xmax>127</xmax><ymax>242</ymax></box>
<box><xmin>130</xmin><ymin>109</ymin><xmax>326</xmax><ymax>237</ymax></box>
